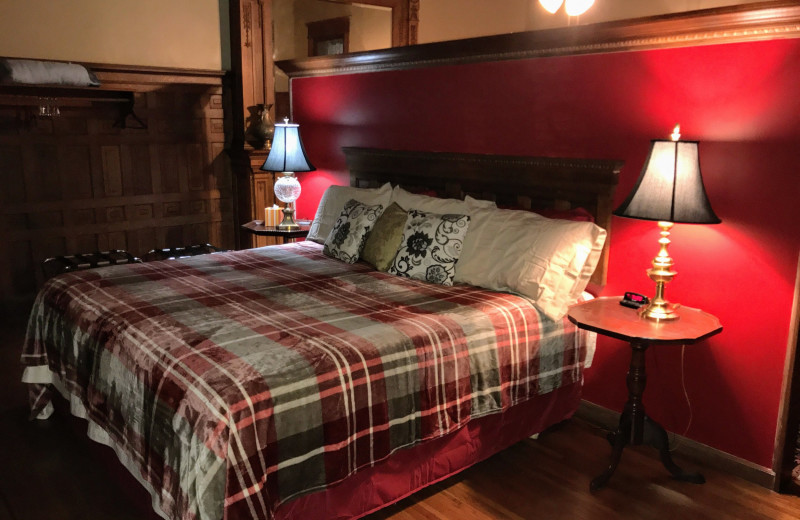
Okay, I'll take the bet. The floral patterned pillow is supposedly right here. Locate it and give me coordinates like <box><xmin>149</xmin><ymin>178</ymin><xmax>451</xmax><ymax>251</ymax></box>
<box><xmin>388</xmin><ymin>209</ymin><xmax>470</xmax><ymax>285</ymax></box>
<box><xmin>323</xmin><ymin>199</ymin><xmax>385</xmax><ymax>263</ymax></box>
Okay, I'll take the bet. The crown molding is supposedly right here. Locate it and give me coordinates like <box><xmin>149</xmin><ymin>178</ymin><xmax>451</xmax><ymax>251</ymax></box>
<box><xmin>277</xmin><ymin>1</ymin><xmax>800</xmax><ymax>78</ymax></box>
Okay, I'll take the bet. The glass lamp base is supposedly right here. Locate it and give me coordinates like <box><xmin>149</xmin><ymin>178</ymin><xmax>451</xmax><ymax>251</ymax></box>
<box><xmin>274</xmin><ymin>173</ymin><xmax>301</xmax><ymax>230</ymax></box>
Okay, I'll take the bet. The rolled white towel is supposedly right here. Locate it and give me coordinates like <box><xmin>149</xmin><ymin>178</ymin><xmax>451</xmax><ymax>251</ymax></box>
<box><xmin>0</xmin><ymin>58</ymin><xmax>100</xmax><ymax>87</ymax></box>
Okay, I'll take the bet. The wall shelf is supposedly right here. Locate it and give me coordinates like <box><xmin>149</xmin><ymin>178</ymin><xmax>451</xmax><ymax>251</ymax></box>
<box><xmin>0</xmin><ymin>84</ymin><xmax>130</xmax><ymax>103</ymax></box>
<box><xmin>0</xmin><ymin>85</ymin><xmax>145</xmax><ymax>128</ymax></box>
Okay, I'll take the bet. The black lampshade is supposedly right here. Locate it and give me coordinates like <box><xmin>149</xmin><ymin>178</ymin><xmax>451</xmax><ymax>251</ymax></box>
<box><xmin>260</xmin><ymin>120</ymin><xmax>315</xmax><ymax>173</ymax></box>
<box><xmin>613</xmin><ymin>139</ymin><xmax>720</xmax><ymax>224</ymax></box>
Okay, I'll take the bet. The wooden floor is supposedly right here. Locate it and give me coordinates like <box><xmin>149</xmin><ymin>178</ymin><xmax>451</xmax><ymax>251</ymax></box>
<box><xmin>2</xmin><ymin>305</ymin><xmax>799</xmax><ymax>520</ymax></box>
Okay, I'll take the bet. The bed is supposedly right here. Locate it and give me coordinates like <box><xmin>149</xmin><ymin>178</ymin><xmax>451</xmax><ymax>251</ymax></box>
<box><xmin>21</xmin><ymin>148</ymin><xmax>621</xmax><ymax>520</ymax></box>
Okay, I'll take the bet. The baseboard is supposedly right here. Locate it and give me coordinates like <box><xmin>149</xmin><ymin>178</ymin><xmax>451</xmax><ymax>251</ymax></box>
<box><xmin>576</xmin><ymin>400</ymin><xmax>776</xmax><ymax>489</ymax></box>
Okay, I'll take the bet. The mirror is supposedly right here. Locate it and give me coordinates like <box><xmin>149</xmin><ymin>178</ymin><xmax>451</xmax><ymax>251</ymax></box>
<box><xmin>273</xmin><ymin>0</ymin><xmax>417</xmax><ymax>119</ymax></box>
<box><xmin>274</xmin><ymin>0</ymin><xmax>417</xmax><ymax>62</ymax></box>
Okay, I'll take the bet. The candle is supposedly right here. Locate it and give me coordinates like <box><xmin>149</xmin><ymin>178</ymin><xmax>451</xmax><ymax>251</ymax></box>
<box><xmin>265</xmin><ymin>205</ymin><xmax>281</xmax><ymax>227</ymax></box>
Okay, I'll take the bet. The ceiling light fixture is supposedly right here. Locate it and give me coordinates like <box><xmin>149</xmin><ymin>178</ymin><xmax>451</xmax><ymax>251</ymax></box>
<box><xmin>538</xmin><ymin>0</ymin><xmax>595</xmax><ymax>16</ymax></box>
<box><xmin>565</xmin><ymin>0</ymin><xmax>594</xmax><ymax>16</ymax></box>
<box><xmin>539</xmin><ymin>0</ymin><xmax>563</xmax><ymax>14</ymax></box>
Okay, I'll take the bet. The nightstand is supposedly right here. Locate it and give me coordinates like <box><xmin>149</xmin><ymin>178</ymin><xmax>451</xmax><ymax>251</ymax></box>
<box><xmin>241</xmin><ymin>221</ymin><xmax>310</xmax><ymax>244</ymax></box>
<box><xmin>568</xmin><ymin>296</ymin><xmax>722</xmax><ymax>491</ymax></box>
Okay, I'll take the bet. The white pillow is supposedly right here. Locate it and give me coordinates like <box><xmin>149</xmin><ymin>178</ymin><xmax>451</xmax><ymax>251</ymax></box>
<box><xmin>454</xmin><ymin>207</ymin><xmax>606</xmax><ymax>320</ymax></box>
<box><xmin>389</xmin><ymin>186</ymin><xmax>496</xmax><ymax>215</ymax></box>
<box><xmin>307</xmin><ymin>183</ymin><xmax>392</xmax><ymax>243</ymax></box>
<box><xmin>465</xmin><ymin>195</ymin><xmax>497</xmax><ymax>210</ymax></box>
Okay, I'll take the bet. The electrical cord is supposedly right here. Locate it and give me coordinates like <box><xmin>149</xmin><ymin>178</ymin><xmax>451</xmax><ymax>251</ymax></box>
<box><xmin>670</xmin><ymin>344</ymin><xmax>692</xmax><ymax>452</ymax></box>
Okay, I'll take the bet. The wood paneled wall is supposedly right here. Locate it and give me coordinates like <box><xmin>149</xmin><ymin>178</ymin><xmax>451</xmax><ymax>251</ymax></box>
<box><xmin>0</xmin><ymin>66</ymin><xmax>233</xmax><ymax>302</ymax></box>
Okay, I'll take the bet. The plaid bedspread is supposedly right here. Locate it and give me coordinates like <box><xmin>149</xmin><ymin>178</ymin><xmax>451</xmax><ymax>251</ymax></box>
<box><xmin>21</xmin><ymin>242</ymin><xmax>592</xmax><ymax>520</ymax></box>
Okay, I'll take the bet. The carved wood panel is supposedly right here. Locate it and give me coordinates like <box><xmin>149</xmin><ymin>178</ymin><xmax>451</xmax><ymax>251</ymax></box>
<box><xmin>0</xmin><ymin>69</ymin><xmax>233</xmax><ymax>302</ymax></box>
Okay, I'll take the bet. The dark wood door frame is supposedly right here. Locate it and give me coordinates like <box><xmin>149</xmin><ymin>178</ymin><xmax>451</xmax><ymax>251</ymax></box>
<box><xmin>324</xmin><ymin>0</ymin><xmax>418</xmax><ymax>46</ymax></box>
<box><xmin>228</xmin><ymin>0</ymin><xmax>276</xmax><ymax>249</ymax></box>
<box><xmin>774</xmin><ymin>253</ymin><xmax>800</xmax><ymax>492</ymax></box>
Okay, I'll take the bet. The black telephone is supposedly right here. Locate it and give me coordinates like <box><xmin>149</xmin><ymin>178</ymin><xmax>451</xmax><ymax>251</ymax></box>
<box><xmin>620</xmin><ymin>292</ymin><xmax>649</xmax><ymax>309</ymax></box>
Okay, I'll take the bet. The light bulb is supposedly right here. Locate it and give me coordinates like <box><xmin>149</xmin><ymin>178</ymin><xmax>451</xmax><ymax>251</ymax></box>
<box><xmin>539</xmin><ymin>0</ymin><xmax>564</xmax><ymax>14</ymax></box>
<box><xmin>565</xmin><ymin>0</ymin><xmax>594</xmax><ymax>16</ymax></box>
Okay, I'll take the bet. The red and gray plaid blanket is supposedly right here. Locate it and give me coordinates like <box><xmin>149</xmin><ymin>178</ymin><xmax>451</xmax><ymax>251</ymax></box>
<box><xmin>21</xmin><ymin>242</ymin><xmax>591</xmax><ymax>520</ymax></box>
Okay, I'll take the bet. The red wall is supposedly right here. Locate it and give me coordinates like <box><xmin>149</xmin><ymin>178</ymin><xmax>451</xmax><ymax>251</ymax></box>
<box><xmin>290</xmin><ymin>38</ymin><xmax>800</xmax><ymax>468</ymax></box>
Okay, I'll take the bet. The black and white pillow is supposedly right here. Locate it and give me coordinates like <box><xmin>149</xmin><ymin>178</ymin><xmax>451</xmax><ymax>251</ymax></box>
<box><xmin>388</xmin><ymin>209</ymin><xmax>470</xmax><ymax>286</ymax></box>
<box><xmin>323</xmin><ymin>199</ymin><xmax>384</xmax><ymax>263</ymax></box>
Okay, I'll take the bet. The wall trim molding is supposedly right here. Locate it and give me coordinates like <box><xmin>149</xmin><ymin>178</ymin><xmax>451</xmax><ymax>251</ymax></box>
<box><xmin>276</xmin><ymin>1</ymin><xmax>800</xmax><ymax>78</ymax></box>
<box><xmin>89</xmin><ymin>64</ymin><xmax>225</xmax><ymax>90</ymax></box>
<box><xmin>576</xmin><ymin>400</ymin><xmax>776</xmax><ymax>489</ymax></box>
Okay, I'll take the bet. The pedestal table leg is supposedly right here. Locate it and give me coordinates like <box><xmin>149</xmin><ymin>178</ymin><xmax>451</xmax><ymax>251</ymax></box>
<box><xmin>591</xmin><ymin>341</ymin><xmax>704</xmax><ymax>489</ymax></box>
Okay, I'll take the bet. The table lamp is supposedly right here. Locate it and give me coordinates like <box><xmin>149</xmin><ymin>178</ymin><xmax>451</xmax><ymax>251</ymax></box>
<box><xmin>613</xmin><ymin>125</ymin><xmax>721</xmax><ymax>320</ymax></box>
<box><xmin>261</xmin><ymin>118</ymin><xmax>316</xmax><ymax>229</ymax></box>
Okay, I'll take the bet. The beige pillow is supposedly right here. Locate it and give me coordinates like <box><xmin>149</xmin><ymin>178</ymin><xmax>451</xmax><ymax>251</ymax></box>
<box><xmin>454</xmin><ymin>206</ymin><xmax>606</xmax><ymax>320</ymax></box>
<box><xmin>389</xmin><ymin>186</ymin><xmax>495</xmax><ymax>215</ymax></box>
<box><xmin>361</xmin><ymin>202</ymin><xmax>408</xmax><ymax>271</ymax></box>
<box><xmin>307</xmin><ymin>183</ymin><xmax>392</xmax><ymax>244</ymax></box>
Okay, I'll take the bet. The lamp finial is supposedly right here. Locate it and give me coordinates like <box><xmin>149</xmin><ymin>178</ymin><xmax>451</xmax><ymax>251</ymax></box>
<box><xmin>671</xmin><ymin>124</ymin><xmax>681</xmax><ymax>141</ymax></box>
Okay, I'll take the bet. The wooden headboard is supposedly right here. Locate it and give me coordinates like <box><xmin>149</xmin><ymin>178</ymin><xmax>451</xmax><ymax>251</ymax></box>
<box><xmin>342</xmin><ymin>147</ymin><xmax>623</xmax><ymax>286</ymax></box>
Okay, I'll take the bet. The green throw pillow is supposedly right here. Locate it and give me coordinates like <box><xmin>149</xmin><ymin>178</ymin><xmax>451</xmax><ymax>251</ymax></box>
<box><xmin>362</xmin><ymin>202</ymin><xmax>408</xmax><ymax>271</ymax></box>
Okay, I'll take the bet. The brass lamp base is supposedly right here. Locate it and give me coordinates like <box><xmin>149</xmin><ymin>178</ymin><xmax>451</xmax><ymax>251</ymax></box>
<box><xmin>641</xmin><ymin>221</ymin><xmax>680</xmax><ymax>321</ymax></box>
<box><xmin>639</xmin><ymin>299</ymin><xmax>681</xmax><ymax>321</ymax></box>
<box><xmin>278</xmin><ymin>205</ymin><xmax>300</xmax><ymax>230</ymax></box>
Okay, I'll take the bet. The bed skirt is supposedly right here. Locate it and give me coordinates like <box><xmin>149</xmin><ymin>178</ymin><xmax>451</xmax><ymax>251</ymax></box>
<box><xmin>26</xmin><ymin>360</ymin><xmax>581</xmax><ymax>520</ymax></box>
<box><xmin>275</xmin><ymin>381</ymin><xmax>583</xmax><ymax>520</ymax></box>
